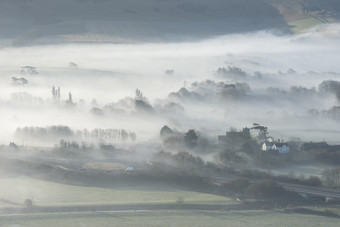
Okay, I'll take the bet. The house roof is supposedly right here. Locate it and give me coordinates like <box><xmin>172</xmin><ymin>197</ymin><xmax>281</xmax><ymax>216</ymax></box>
<box><xmin>275</xmin><ymin>143</ymin><xmax>288</xmax><ymax>148</ymax></box>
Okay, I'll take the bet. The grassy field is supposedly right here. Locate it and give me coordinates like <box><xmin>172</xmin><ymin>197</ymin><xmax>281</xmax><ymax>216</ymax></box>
<box><xmin>0</xmin><ymin>210</ymin><xmax>339</xmax><ymax>227</ymax></box>
<box><xmin>288</xmin><ymin>17</ymin><xmax>325</xmax><ymax>33</ymax></box>
<box><xmin>0</xmin><ymin>173</ymin><xmax>233</xmax><ymax>207</ymax></box>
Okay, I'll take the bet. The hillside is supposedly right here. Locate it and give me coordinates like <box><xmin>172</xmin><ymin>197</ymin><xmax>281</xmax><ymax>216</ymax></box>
<box><xmin>267</xmin><ymin>0</ymin><xmax>340</xmax><ymax>32</ymax></box>
<box><xmin>0</xmin><ymin>0</ymin><xmax>339</xmax><ymax>45</ymax></box>
<box><xmin>268</xmin><ymin>0</ymin><xmax>340</xmax><ymax>21</ymax></box>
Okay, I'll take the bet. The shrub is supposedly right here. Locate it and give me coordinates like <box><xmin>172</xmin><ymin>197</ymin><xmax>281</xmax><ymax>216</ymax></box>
<box><xmin>223</xmin><ymin>178</ymin><xmax>250</xmax><ymax>193</ymax></box>
<box><xmin>244</xmin><ymin>179</ymin><xmax>286</xmax><ymax>198</ymax></box>
<box><xmin>304</xmin><ymin>176</ymin><xmax>322</xmax><ymax>187</ymax></box>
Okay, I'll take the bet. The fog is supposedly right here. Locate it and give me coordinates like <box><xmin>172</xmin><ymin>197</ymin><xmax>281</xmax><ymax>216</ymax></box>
<box><xmin>1</xmin><ymin>24</ymin><xmax>340</xmax><ymax>147</ymax></box>
<box><xmin>2</xmin><ymin>1</ymin><xmax>340</xmax><ymax>223</ymax></box>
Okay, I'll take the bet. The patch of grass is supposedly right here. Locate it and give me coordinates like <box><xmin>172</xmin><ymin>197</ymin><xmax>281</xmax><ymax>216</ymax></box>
<box><xmin>0</xmin><ymin>210</ymin><xmax>339</xmax><ymax>227</ymax></box>
<box><xmin>289</xmin><ymin>17</ymin><xmax>325</xmax><ymax>33</ymax></box>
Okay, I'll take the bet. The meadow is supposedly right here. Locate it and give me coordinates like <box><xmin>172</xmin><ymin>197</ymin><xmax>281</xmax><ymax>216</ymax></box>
<box><xmin>0</xmin><ymin>171</ymin><xmax>233</xmax><ymax>207</ymax></box>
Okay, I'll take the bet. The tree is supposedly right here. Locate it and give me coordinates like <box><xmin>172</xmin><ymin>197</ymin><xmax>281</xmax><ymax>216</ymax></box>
<box><xmin>251</xmin><ymin>124</ymin><xmax>268</xmax><ymax>142</ymax></box>
<box><xmin>90</xmin><ymin>107</ymin><xmax>105</xmax><ymax>116</ymax></box>
<box><xmin>135</xmin><ymin>89</ymin><xmax>143</xmax><ymax>100</ymax></box>
<box><xmin>184</xmin><ymin>129</ymin><xmax>198</xmax><ymax>148</ymax></box>
<box><xmin>68</xmin><ymin>92</ymin><xmax>73</xmax><ymax>104</ymax></box>
<box><xmin>68</xmin><ymin>62</ymin><xmax>78</xmax><ymax>68</ymax></box>
<box><xmin>24</xmin><ymin>199</ymin><xmax>33</xmax><ymax>208</ymax></box>
<box><xmin>160</xmin><ymin>125</ymin><xmax>173</xmax><ymax>139</ymax></box>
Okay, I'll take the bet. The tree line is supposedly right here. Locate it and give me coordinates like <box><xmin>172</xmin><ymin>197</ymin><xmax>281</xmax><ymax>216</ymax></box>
<box><xmin>15</xmin><ymin>125</ymin><xmax>136</xmax><ymax>144</ymax></box>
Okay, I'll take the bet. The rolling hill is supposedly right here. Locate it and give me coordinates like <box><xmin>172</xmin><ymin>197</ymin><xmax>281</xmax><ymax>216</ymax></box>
<box><xmin>0</xmin><ymin>0</ymin><xmax>339</xmax><ymax>45</ymax></box>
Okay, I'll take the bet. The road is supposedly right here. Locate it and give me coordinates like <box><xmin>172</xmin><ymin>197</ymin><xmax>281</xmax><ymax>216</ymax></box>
<box><xmin>211</xmin><ymin>176</ymin><xmax>340</xmax><ymax>199</ymax></box>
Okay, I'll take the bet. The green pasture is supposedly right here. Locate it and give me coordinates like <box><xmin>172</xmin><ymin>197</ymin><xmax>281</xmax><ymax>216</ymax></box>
<box><xmin>0</xmin><ymin>174</ymin><xmax>232</xmax><ymax>207</ymax></box>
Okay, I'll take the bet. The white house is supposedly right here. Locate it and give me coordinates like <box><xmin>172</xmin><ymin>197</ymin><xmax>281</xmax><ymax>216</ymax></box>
<box><xmin>262</xmin><ymin>142</ymin><xmax>290</xmax><ymax>154</ymax></box>
<box><xmin>262</xmin><ymin>142</ymin><xmax>274</xmax><ymax>151</ymax></box>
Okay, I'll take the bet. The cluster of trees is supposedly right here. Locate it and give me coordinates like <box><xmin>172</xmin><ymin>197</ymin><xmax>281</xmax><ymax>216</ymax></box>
<box><xmin>11</xmin><ymin>92</ymin><xmax>43</xmax><ymax>105</ymax></box>
<box><xmin>266</xmin><ymin>80</ymin><xmax>340</xmax><ymax>102</ymax></box>
<box><xmin>16</xmin><ymin>125</ymin><xmax>74</xmax><ymax>140</ymax></box>
<box><xmin>321</xmin><ymin>106</ymin><xmax>340</xmax><ymax>120</ymax></box>
<box><xmin>103</xmin><ymin>89</ymin><xmax>177</xmax><ymax>115</ymax></box>
<box><xmin>267</xmin><ymin>85</ymin><xmax>317</xmax><ymax>97</ymax></box>
<box><xmin>219</xmin><ymin>82</ymin><xmax>250</xmax><ymax>100</ymax></box>
<box><xmin>152</xmin><ymin>151</ymin><xmax>204</xmax><ymax>172</ymax></box>
<box><xmin>20</xmin><ymin>66</ymin><xmax>38</xmax><ymax>75</ymax></box>
<box><xmin>168</xmin><ymin>87</ymin><xmax>203</xmax><ymax>102</ymax></box>
<box><xmin>55</xmin><ymin>139</ymin><xmax>116</xmax><ymax>153</ymax></box>
<box><xmin>52</xmin><ymin>140</ymin><xmax>125</xmax><ymax>159</ymax></box>
<box><xmin>308</xmin><ymin>106</ymin><xmax>340</xmax><ymax>120</ymax></box>
<box><xmin>160</xmin><ymin>126</ymin><xmax>199</xmax><ymax>150</ymax></box>
<box><xmin>16</xmin><ymin>126</ymin><xmax>136</xmax><ymax>144</ymax></box>
<box><xmin>104</xmin><ymin>97</ymin><xmax>184</xmax><ymax>116</ymax></box>
<box><xmin>168</xmin><ymin>80</ymin><xmax>251</xmax><ymax>103</ymax></box>
<box><xmin>319</xmin><ymin>80</ymin><xmax>340</xmax><ymax>100</ymax></box>
<box><xmin>57</xmin><ymin>140</ymin><xmax>82</xmax><ymax>151</ymax></box>
<box><xmin>75</xmin><ymin>128</ymin><xmax>136</xmax><ymax>144</ymax></box>
<box><xmin>290</xmin><ymin>86</ymin><xmax>317</xmax><ymax>96</ymax></box>
<box><xmin>12</xmin><ymin>77</ymin><xmax>28</xmax><ymax>85</ymax></box>
<box><xmin>216</xmin><ymin>66</ymin><xmax>247</xmax><ymax>80</ymax></box>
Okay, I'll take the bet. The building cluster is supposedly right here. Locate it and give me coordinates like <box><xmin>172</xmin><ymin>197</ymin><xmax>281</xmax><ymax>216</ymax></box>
<box><xmin>218</xmin><ymin>126</ymin><xmax>291</xmax><ymax>154</ymax></box>
<box><xmin>261</xmin><ymin>140</ymin><xmax>290</xmax><ymax>154</ymax></box>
